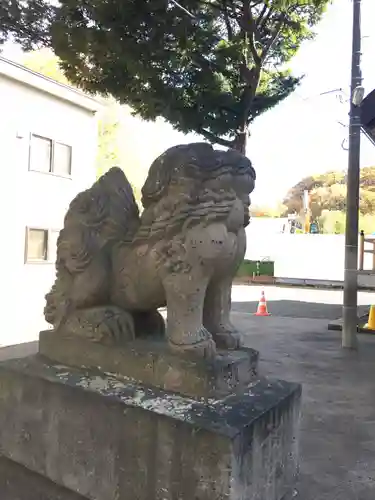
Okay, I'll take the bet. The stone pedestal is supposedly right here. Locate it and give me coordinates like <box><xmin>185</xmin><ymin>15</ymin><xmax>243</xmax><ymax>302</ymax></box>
<box><xmin>38</xmin><ymin>330</ymin><xmax>259</xmax><ymax>400</ymax></box>
<box><xmin>0</xmin><ymin>334</ymin><xmax>301</xmax><ymax>500</ymax></box>
<box><xmin>0</xmin><ymin>456</ymin><xmax>85</xmax><ymax>500</ymax></box>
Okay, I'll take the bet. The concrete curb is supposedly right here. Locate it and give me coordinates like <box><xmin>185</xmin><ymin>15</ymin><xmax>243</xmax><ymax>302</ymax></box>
<box><xmin>275</xmin><ymin>277</ymin><xmax>344</xmax><ymax>289</ymax></box>
<box><xmin>233</xmin><ymin>277</ymin><xmax>375</xmax><ymax>291</ymax></box>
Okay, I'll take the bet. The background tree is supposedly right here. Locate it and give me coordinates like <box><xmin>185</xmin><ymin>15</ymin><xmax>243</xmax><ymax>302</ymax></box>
<box><xmin>1</xmin><ymin>0</ymin><xmax>330</xmax><ymax>152</ymax></box>
<box><xmin>283</xmin><ymin>167</ymin><xmax>375</xmax><ymax>234</ymax></box>
<box><xmin>95</xmin><ymin>104</ymin><xmax>121</xmax><ymax>178</ymax></box>
<box><xmin>282</xmin><ymin>170</ymin><xmax>347</xmax><ymax>217</ymax></box>
<box><xmin>250</xmin><ymin>202</ymin><xmax>286</xmax><ymax>218</ymax></box>
<box><xmin>22</xmin><ymin>48</ymin><xmax>70</xmax><ymax>84</ymax></box>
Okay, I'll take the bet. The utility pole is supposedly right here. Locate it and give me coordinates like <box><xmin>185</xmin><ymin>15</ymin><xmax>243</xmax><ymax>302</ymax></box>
<box><xmin>342</xmin><ymin>0</ymin><xmax>362</xmax><ymax>349</ymax></box>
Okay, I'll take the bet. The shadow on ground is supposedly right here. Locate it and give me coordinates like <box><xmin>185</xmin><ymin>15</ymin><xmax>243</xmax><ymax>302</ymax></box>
<box><xmin>232</xmin><ymin>313</ymin><xmax>375</xmax><ymax>500</ymax></box>
<box><xmin>232</xmin><ymin>300</ymin><xmax>370</xmax><ymax>320</ymax></box>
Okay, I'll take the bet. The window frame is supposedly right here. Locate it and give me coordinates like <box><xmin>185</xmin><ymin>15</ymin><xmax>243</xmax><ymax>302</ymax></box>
<box><xmin>28</xmin><ymin>134</ymin><xmax>53</xmax><ymax>174</ymax></box>
<box><xmin>28</xmin><ymin>133</ymin><xmax>72</xmax><ymax>178</ymax></box>
<box><xmin>24</xmin><ymin>227</ymin><xmax>60</xmax><ymax>264</ymax></box>
<box><xmin>53</xmin><ymin>141</ymin><xmax>73</xmax><ymax>177</ymax></box>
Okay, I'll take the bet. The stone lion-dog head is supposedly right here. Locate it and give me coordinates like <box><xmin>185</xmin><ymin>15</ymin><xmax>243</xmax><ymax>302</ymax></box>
<box><xmin>137</xmin><ymin>143</ymin><xmax>256</xmax><ymax>242</ymax></box>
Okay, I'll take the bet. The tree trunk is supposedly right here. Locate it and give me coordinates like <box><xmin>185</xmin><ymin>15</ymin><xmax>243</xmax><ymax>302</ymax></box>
<box><xmin>232</xmin><ymin>130</ymin><xmax>248</xmax><ymax>154</ymax></box>
<box><xmin>233</xmin><ymin>62</ymin><xmax>261</xmax><ymax>155</ymax></box>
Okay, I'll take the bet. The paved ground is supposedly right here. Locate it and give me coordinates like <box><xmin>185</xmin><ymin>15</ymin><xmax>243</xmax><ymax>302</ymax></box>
<box><xmin>2</xmin><ymin>285</ymin><xmax>375</xmax><ymax>499</ymax></box>
<box><xmin>231</xmin><ymin>286</ymin><xmax>375</xmax><ymax>500</ymax></box>
<box><xmin>231</xmin><ymin>284</ymin><xmax>375</xmax><ymax>319</ymax></box>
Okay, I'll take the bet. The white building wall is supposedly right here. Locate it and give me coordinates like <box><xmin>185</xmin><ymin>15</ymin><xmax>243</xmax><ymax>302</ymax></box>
<box><xmin>0</xmin><ymin>72</ymin><xmax>98</xmax><ymax>345</ymax></box>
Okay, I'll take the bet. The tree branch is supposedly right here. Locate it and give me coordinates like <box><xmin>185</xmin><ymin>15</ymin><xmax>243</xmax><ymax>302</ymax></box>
<box><xmin>238</xmin><ymin>65</ymin><xmax>260</xmax><ymax>123</ymax></box>
<box><xmin>261</xmin><ymin>15</ymin><xmax>285</xmax><ymax>61</ymax></box>
<box><xmin>240</xmin><ymin>2</ymin><xmax>261</xmax><ymax>66</ymax></box>
<box><xmin>198</xmin><ymin>127</ymin><xmax>233</xmax><ymax>147</ymax></box>
<box><xmin>259</xmin><ymin>6</ymin><xmax>274</xmax><ymax>30</ymax></box>
<box><xmin>256</xmin><ymin>3</ymin><xmax>268</xmax><ymax>27</ymax></box>
<box><xmin>223</xmin><ymin>0</ymin><xmax>233</xmax><ymax>40</ymax></box>
<box><xmin>198</xmin><ymin>0</ymin><xmax>238</xmax><ymax>16</ymax></box>
<box><xmin>190</xmin><ymin>51</ymin><xmax>233</xmax><ymax>78</ymax></box>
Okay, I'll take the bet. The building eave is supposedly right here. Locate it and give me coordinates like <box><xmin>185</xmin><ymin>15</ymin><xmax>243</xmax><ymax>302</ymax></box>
<box><xmin>0</xmin><ymin>55</ymin><xmax>102</xmax><ymax>113</ymax></box>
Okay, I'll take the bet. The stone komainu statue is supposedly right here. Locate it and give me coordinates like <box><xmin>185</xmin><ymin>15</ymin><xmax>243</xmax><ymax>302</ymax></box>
<box><xmin>44</xmin><ymin>143</ymin><xmax>256</xmax><ymax>358</ymax></box>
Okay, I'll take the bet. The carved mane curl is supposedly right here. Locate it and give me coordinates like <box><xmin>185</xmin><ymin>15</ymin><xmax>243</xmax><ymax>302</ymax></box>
<box><xmin>45</xmin><ymin>167</ymin><xmax>140</xmax><ymax>327</ymax></box>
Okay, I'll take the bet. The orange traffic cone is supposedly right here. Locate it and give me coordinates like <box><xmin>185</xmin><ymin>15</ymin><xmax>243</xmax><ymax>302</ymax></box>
<box><xmin>254</xmin><ymin>290</ymin><xmax>271</xmax><ymax>316</ymax></box>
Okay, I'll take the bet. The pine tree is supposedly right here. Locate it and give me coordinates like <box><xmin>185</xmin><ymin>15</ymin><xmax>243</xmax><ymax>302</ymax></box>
<box><xmin>1</xmin><ymin>0</ymin><xmax>330</xmax><ymax>152</ymax></box>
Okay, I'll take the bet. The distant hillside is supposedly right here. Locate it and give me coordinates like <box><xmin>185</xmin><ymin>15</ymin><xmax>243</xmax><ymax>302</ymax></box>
<box><xmin>283</xmin><ymin>167</ymin><xmax>375</xmax><ymax>218</ymax></box>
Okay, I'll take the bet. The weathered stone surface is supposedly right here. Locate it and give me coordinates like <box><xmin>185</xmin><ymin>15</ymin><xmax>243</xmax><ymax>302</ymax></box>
<box><xmin>39</xmin><ymin>330</ymin><xmax>259</xmax><ymax>399</ymax></box>
<box><xmin>0</xmin><ymin>456</ymin><xmax>85</xmax><ymax>500</ymax></box>
<box><xmin>44</xmin><ymin>142</ymin><xmax>256</xmax><ymax>357</ymax></box>
<box><xmin>0</xmin><ymin>355</ymin><xmax>301</xmax><ymax>500</ymax></box>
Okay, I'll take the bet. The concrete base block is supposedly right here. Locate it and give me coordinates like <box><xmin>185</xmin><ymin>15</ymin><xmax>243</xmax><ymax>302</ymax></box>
<box><xmin>0</xmin><ymin>354</ymin><xmax>301</xmax><ymax>500</ymax></box>
<box><xmin>0</xmin><ymin>456</ymin><xmax>85</xmax><ymax>500</ymax></box>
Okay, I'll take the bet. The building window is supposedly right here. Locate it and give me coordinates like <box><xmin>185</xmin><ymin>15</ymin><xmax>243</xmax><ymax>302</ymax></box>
<box><xmin>29</xmin><ymin>135</ymin><xmax>52</xmax><ymax>173</ymax></box>
<box><xmin>24</xmin><ymin>228</ymin><xmax>60</xmax><ymax>263</ymax></box>
<box><xmin>54</xmin><ymin>142</ymin><xmax>72</xmax><ymax>176</ymax></box>
<box><xmin>29</xmin><ymin>134</ymin><xmax>72</xmax><ymax>177</ymax></box>
<box><xmin>25</xmin><ymin>228</ymin><xmax>48</xmax><ymax>262</ymax></box>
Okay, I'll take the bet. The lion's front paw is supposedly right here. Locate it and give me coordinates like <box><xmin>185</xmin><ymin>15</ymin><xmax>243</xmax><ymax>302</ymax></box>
<box><xmin>168</xmin><ymin>327</ymin><xmax>217</xmax><ymax>359</ymax></box>
<box><xmin>209</xmin><ymin>322</ymin><xmax>243</xmax><ymax>350</ymax></box>
<box><xmin>213</xmin><ymin>331</ymin><xmax>242</xmax><ymax>350</ymax></box>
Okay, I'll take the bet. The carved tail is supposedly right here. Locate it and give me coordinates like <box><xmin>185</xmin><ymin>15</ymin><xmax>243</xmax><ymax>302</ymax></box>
<box><xmin>44</xmin><ymin>167</ymin><xmax>140</xmax><ymax>329</ymax></box>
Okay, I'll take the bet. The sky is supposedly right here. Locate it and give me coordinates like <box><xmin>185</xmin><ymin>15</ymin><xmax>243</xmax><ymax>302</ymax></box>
<box><xmin>3</xmin><ymin>0</ymin><xmax>375</xmax><ymax>206</ymax></box>
<box><xmin>247</xmin><ymin>0</ymin><xmax>375</xmax><ymax>207</ymax></box>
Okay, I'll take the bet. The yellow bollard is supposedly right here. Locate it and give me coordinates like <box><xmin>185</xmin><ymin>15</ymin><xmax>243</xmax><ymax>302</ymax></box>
<box><xmin>364</xmin><ymin>305</ymin><xmax>375</xmax><ymax>330</ymax></box>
